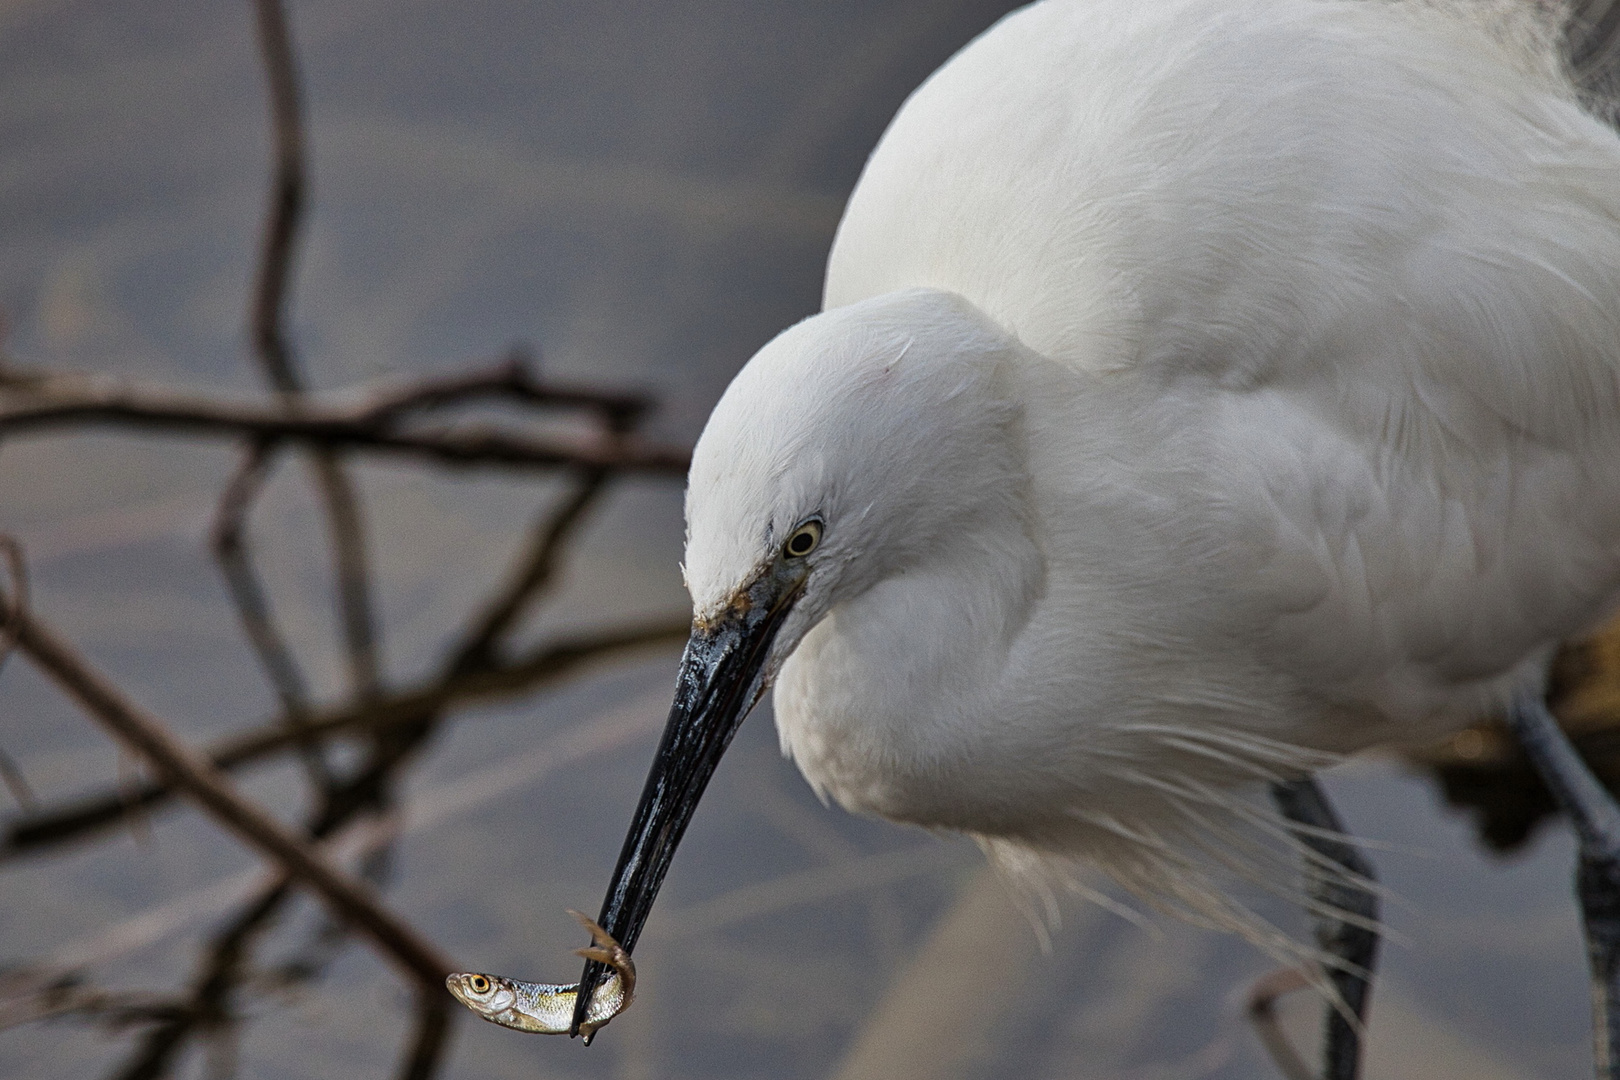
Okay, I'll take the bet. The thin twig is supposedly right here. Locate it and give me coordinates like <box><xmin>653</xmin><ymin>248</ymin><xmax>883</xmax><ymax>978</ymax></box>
<box><xmin>252</xmin><ymin>0</ymin><xmax>381</xmax><ymax>701</ymax></box>
<box><xmin>450</xmin><ymin>469</ymin><xmax>609</xmax><ymax>671</ymax></box>
<box><xmin>310</xmin><ymin>453</ymin><xmax>382</xmax><ymax>697</ymax></box>
<box><xmin>0</xmin><ymin>388</ymin><xmax>689</xmax><ymax>474</ymax></box>
<box><xmin>1</xmin><ymin>619</ymin><xmax>688</xmax><ymax>859</ymax></box>
<box><xmin>7</xmin><ymin>696</ymin><xmax>661</xmax><ymax>1004</ymax></box>
<box><xmin>0</xmin><ymin>534</ymin><xmax>27</xmax><ymax>675</ymax></box>
<box><xmin>0</xmin><ymin>354</ymin><xmax>652</xmax><ymax>425</ymax></box>
<box><xmin>0</xmin><ymin>537</ymin><xmax>37</xmax><ymax>810</ymax></box>
<box><xmin>109</xmin><ymin>880</ymin><xmax>290</xmax><ymax>1080</ymax></box>
<box><xmin>359</xmin><ymin>347</ymin><xmax>650</xmax><ymax>429</ymax></box>
<box><xmin>395</xmin><ymin>989</ymin><xmax>453</xmax><ymax>1080</ymax></box>
<box><xmin>0</xmin><ymin>597</ymin><xmax>454</xmax><ymax>987</ymax></box>
<box><xmin>0</xmin><ymin>3</ymin><xmax>690</xmax><ymax>1076</ymax></box>
<box><xmin>212</xmin><ymin>444</ymin><xmax>306</xmax><ymax>709</ymax></box>
<box><xmin>250</xmin><ymin>0</ymin><xmax>307</xmax><ymax>399</ymax></box>
<box><xmin>211</xmin><ymin>443</ymin><xmax>332</xmax><ymax>788</ymax></box>
<box><xmin>0</xmin><ymin>749</ymin><xmax>36</xmax><ymax>810</ymax></box>
<box><xmin>105</xmin><ymin>690</ymin><xmax>445</xmax><ymax>1080</ymax></box>
<box><xmin>0</xmin><ymin>979</ymin><xmax>184</xmax><ymax>1032</ymax></box>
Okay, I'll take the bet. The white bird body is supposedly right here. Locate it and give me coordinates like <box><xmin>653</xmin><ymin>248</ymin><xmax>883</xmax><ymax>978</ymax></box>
<box><xmin>681</xmin><ymin>0</ymin><xmax>1620</xmax><ymax>918</ymax></box>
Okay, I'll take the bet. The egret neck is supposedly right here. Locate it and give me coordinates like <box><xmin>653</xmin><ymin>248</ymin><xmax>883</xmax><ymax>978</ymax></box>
<box><xmin>573</xmin><ymin>289</ymin><xmax>1052</xmax><ymax>1029</ymax></box>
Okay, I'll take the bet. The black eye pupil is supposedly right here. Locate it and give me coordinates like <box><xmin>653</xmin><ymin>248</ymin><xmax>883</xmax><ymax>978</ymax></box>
<box><xmin>789</xmin><ymin>532</ymin><xmax>813</xmax><ymax>555</ymax></box>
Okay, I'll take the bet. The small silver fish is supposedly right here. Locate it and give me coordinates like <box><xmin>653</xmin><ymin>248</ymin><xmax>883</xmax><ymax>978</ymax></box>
<box><xmin>445</xmin><ymin>910</ymin><xmax>635</xmax><ymax>1043</ymax></box>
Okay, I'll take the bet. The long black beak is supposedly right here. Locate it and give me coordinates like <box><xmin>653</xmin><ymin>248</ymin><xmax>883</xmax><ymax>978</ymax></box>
<box><xmin>570</xmin><ymin>573</ymin><xmax>799</xmax><ymax>1038</ymax></box>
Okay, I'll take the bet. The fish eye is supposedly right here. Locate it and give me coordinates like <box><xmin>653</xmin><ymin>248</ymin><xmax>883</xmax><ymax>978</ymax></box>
<box><xmin>784</xmin><ymin>519</ymin><xmax>822</xmax><ymax>559</ymax></box>
<box><xmin>468</xmin><ymin>975</ymin><xmax>491</xmax><ymax>994</ymax></box>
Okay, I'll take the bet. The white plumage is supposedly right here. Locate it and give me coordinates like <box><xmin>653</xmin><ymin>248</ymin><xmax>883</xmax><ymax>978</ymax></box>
<box><xmin>680</xmin><ymin>0</ymin><xmax>1620</xmax><ymax>937</ymax></box>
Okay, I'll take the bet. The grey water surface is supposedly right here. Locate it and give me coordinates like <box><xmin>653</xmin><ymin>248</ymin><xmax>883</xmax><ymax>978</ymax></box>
<box><xmin>0</xmin><ymin>2</ymin><xmax>1593</xmax><ymax>1077</ymax></box>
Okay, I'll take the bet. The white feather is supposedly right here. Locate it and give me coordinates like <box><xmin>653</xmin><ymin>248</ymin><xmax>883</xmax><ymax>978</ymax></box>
<box><xmin>685</xmin><ymin>0</ymin><xmax>1620</xmax><ymax>948</ymax></box>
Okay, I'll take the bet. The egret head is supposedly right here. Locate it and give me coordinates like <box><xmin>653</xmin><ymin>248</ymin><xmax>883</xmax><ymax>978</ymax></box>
<box><xmin>574</xmin><ymin>288</ymin><xmax>1028</xmax><ymax>1029</ymax></box>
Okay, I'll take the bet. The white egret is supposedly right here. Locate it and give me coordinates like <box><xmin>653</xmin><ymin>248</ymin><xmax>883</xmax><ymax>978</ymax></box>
<box><xmin>572</xmin><ymin>1</ymin><xmax>1620</xmax><ymax>1075</ymax></box>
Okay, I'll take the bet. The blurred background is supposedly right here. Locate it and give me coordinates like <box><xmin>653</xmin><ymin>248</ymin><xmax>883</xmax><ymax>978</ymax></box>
<box><xmin>0</xmin><ymin>1</ymin><xmax>1604</xmax><ymax>1077</ymax></box>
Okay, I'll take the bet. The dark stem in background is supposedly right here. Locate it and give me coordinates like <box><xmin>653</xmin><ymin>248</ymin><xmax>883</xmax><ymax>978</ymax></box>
<box><xmin>212</xmin><ymin>440</ymin><xmax>332</xmax><ymax>789</ymax></box>
<box><xmin>0</xmin><ymin>537</ymin><xmax>35</xmax><ymax>812</ymax></box>
<box><xmin>397</xmin><ymin>988</ymin><xmax>453</xmax><ymax>1080</ymax></box>
<box><xmin>0</xmin><ymin>378</ymin><xmax>691</xmax><ymax>474</ymax></box>
<box><xmin>104</xmin><ymin>691</ymin><xmax>446</xmax><ymax>1080</ymax></box>
<box><xmin>250</xmin><ymin>0</ymin><xmax>382</xmax><ymax>702</ymax></box>
<box><xmin>450</xmin><ymin>468</ymin><xmax>609</xmax><ymax>672</ymax></box>
<box><xmin>249</xmin><ymin>0</ymin><xmax>307</xmax><ymax>399</ymax></box>
<box><xmin>0</xmin><ymin>595</ymin><xmax>455</xmax><ymax>988</ymax></box>
<box><xmin>0</xmin><ymin>1</ymin><xmax>691</xmax><ymax>1075</ymax></box>
<box><xmin>0</xmin><ymin>620</ymin><xmax>687</xmax><ymax>860</ymax></box>
<box><xmin>110</xmin><ymin>881</ymin><xmax>291</xmax><ymax>1080</ymax></box>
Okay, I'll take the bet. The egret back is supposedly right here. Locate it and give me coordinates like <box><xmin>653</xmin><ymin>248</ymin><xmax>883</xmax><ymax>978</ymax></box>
<box><xmin>821</xmin><ymin>0</ymin><xmax>1620</xmax><ymax>728</ymax></box>
<box><xmin>759</xmin><ymin>0</ymin><xmax>1620</xmax><ymax>955</ymax></box>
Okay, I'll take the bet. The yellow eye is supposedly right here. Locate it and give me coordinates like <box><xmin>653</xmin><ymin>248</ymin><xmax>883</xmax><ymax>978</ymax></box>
<box><xmin>469</xmin><ymin>975</ymin><xmax>491</xmax><ymax>994</ymax></box>
<box><xmin>784</xmin><ymin>520</ymin><xmax>822</xmax><ymax>558</ymax></box>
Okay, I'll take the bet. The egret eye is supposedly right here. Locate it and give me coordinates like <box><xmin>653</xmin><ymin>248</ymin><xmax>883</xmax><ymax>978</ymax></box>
<box><xmin>469</xmin><ymin>975</ymin><xmax>491</xmax><ymax>994</ymax></box>
<box><xmin>784</xmin><ymin>520</ymin><xmax>822</xmax><ymax>558</ymax></box>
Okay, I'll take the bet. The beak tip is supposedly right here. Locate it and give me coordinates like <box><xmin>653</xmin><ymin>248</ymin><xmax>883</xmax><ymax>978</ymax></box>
<box><xmin>577</xmin><ymin>601</ymin><xmax>792</xmax><ymax>1046</ymax></box>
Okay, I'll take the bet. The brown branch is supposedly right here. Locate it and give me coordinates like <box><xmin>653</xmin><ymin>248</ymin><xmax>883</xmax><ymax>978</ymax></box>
<box><xmin>364</xmin><ymin>347</ymin><xmax>650</xmax><ymax>429</ymax></box>
<box><xmin>104</xmin><ymin>678</ymin><xmax>447</xmax><ymax>1080</ymax></box>
<box><xmin>0</xmin><ymin>535</ymin><xmax>25</xmax><ymax>666</ymax></box>
<box><xmin>0</xmin><ymin>353</ymin><xmax>653</xmax><ymax>427</ymax></box>
<box><xmin>0</xmin><ymin>4</ymin><xmax>689</xmax><ymax>1077</ymax></box>
<box><xmin>396</xmin><ymin>989</ymin><xmax>454</xmax><ymax>1080</ymax></box>
<box><xmin>1</xmin><ymin>619</ymin><xmax>689</xmax><ymax>859</ymax></box>
<box><xmin>0</xmin><ymin>537</ymin><xmax>37</xmax><ymax>810</ymax></box>
<box><xmin>450</xmin><ymin>469</ymin><xmax>609</xmax><ymax>671</ymax></box>
<box><xmin>211</xmin><ymin>445</ymin><xmax>319</xmax><ymax>721</ymax></box>
<box><xmin>0</xmin><ymin>749</ymin><xmax>36</xmax><ymax>811</ymax></box>
<box><xmin>0</xmin><ymin>597</ymin><xmax>454</xmax><ymax>987</ymax></box>
<box><xmin>212</xmin><ymin>444</ymin><xmax>334</xmax><ymax>791</ymax></box>
<box><xmin>251</xmin><ymin>0</ymin><xmax>381</xmax><ymax>701</ymax></box>
<box><xmin>250</xmin><ymin>0</ymin><xmax>307</xmax><ymax>398</ymax></box>
<box><xmin>109</xmin><ymin>880</ymin><xmax>290</xmax><ymax>1080</ymax></box>
<box><xmin>0</xmin><ymin>385</ymin><xmax>689</xmax><ymax>474</ymax></box>
<box><xmin>310</xmin><ymin>452</ymin><xmax>382</xmax><ymax>697</ymax></box>
<box><xmin>0</xmin><ymin>979</ymin><xmax>184</xmax><ymax>1032</ymax></box>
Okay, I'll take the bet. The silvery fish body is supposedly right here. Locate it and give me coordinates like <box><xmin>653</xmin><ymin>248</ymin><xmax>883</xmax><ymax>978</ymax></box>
<box><xmin>445</xmin><ymin>969</ymin><xmax>628</xmax><ymax>1035</ymax></box>
<box><xmin>445</xmin><ymin>910</ymin><xmax>635</xmax><ymax>1042</ymax></box>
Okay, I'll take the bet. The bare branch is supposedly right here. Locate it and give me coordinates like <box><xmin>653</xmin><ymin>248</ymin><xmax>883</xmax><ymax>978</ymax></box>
<box><xmin>250</xmin><ymin>0</ymin><xmax>308</xmax><ymax>398</ymax></box>
<box><xmin>310</xmin><ymin>452</ymin><xmax>381</xmax><ymax>697</ymax></box>
<box><xmin>251</xmin><ymin>0</ymin><xmax>382</xmax><ymax>701</ymax></box>
<box><xmin>450</xmin><ymin>469</ymin><xmax>609</xmax><ymax>671</ymax></box>
<box><xmin>211</xmin><ymin>445</ymin><xmax>319</xmax><ymax>721</ymax></box>
<box><xmin>0</xmin><ymin>4</ymin><xmax>692</xmax><ymax>1077</ymax></box>
<box><xmin>0</xmin><ymin>596</ymin><xmax>454</xmax><ymax>987</ymax></box>
<box><xmin>2</xmin><ymin>619</ymin><xmax>688</xmax><ymax>859</ymax></box>
<box><xmin>0</xmin><ymin>537</ymin><xmax>38</xmax><ymax>811</ymax></box>
<box><xmin>0</xmin><ymin>533</ymin><xmax>27</xmax><ymax>675</ymax></box>
<box><xmin>362</xmin><ymin>347</ymin><xmax>650</xmax><ymax>430</ymax></box>
<box><xmin>0</xmin><ymin>978</ymin><xmax>184</xmax><ymax>1032</ymax></box>
<box><xmin>8</xmin><ymin>699</ymin><xmax>659</xmax><ymax>1006</ymax></box>
<box><xmin>107</xmin><ymin>880</ymin><xmax>290</xmax><ymax>1080</ymax></box>
<box><xmin>0</xmin><ymin>354</ymin><xmax>654</xmax><ymax>427</ymax></box>
<box><xmin>0</xmin><ymin>749</ymin><xmax>36</xmax><ymax>811</ymax></box>
<box><xmin>103</xmin><ymin>689</ymin><xmax>444</xmax><ymax>1080</ymax></box>
<box><xmin>395</xmin><ymin>990</ymin><xmax>454</xmax><ymax>1080</ymax></box>
<box><xmin>212</xmin><ymin>443</ymin><xmax>334</xmax><ymax>789</ymax></box>
<box><xmin>0</xmin><ymin>383</ymin><xmax>689</xmax><ymax>474</ymax></box>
